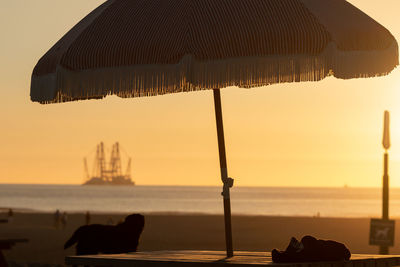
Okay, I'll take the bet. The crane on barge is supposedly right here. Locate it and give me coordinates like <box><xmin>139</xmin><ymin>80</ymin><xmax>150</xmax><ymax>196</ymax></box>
<box><xmin>83</xmin><ymin>142</ymin><xmax>134</xmax><ymax>186</ymax></box>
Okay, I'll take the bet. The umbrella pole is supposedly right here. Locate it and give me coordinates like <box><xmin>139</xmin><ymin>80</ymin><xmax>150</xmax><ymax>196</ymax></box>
<box><xmin>213</xmin><ymin>89</ymin><xmax>234</xmax><ymax>257</ymax></box>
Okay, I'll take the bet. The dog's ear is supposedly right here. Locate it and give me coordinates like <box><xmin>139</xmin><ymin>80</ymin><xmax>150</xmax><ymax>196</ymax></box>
<box><xmin>124</xmin><ymin>214</ymin><xmax>145</xmax><ymax>230</ymax></box>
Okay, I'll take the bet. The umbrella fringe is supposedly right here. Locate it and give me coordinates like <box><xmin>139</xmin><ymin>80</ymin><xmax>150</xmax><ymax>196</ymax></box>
<box><xmin>31</xmin><ymin>41</ymin><xmax>398</xmax><ymax>104</ymax></box>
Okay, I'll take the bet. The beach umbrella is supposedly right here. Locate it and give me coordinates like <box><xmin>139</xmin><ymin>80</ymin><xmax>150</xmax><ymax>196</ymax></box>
<box><xmin>31</xmin><ymin>0</ymin><xmax>398</xmax><ymax>257</ymax></box>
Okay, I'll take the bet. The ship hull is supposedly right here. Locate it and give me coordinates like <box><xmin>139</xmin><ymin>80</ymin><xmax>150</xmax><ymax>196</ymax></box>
<box><xmin>83</xmin><ymin>177</ymin><xmax>135</xmax><ymax>186</ymax></box>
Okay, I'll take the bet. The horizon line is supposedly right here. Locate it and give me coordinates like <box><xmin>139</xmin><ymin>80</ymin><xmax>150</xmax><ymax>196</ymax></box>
<box><xmin>0</xmin><ymin>183</ymin><xmax>394</xmax><ymax>189</ymax></box>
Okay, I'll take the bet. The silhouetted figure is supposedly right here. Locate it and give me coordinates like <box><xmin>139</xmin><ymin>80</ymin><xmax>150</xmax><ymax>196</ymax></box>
<box><xmin>54</xmin><ymin>209</ymin><xmax>60</xmax><ymax>229</ymax></box>
<box><xmin>61</xmin><ymin>212</ymin><xmax>68</xmax><ymax>229</ymax></box>
<box><xmin>64</xmin><ymin>214</ymin><xmax>144</xmax><ymax>255</ymax></box>
<box><xmin>7</xmin><ymin>208</ymin><xmax>13</xmax><ymax>223</ymax></box>
<box><xmin>107</xmin><ymin>217</ymin><xmax>114</xmax><ymax>225</ymax></box>
<box><xmin>85</xmin><ymin>211</ymin><xmax>91</xmax><ymax>225</ymax></box>
<box><xmin>272</xmin><ymin>235</ymin><xmax>351</xmax><ymax>263</ymax></box>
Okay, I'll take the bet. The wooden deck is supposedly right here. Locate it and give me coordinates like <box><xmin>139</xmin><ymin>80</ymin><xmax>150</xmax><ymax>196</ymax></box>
<box><xmin>66</xmin><ymin>250</ymin><xmax>400</xmax><ymax>267</ymax></box>
<box><xmin>0</xmin><ymin>239</ymin><xmax>28</xmax><ymax>250</ymax></box>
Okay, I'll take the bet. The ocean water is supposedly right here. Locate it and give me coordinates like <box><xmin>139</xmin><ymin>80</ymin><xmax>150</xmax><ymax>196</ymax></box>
<box><xmin>1</xmin><ymin>184</ymin><xmax>400</xmax><ymax>218</ymax></box>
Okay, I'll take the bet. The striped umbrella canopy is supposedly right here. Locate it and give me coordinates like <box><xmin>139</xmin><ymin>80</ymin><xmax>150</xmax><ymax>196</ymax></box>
<box><xmin>31</xmin><ymin>0</ymin><xmax>398</xmax><ymax>257</ymax></box>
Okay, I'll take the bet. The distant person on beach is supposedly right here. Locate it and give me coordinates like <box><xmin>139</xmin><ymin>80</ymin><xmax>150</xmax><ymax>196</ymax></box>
<box><xmin>64</xmin><ymin>213</ymin><xmax>145</xmax><ymax>255</ymax></box>
<box><xmin>85</xmin><ymin>211</ymin><xmax>91</xmax><ymax>225</ymax></box>
<box><xmin>107</xmin><ymin>217</ymin><xmax>114</xmax><ymax>225</ymax></box>
<box><xmin>54</xmin><ymin>209</ymin><xmax>60</xmax><ymax>229</ymax></box>
<box><xmin>8</xmin><ymin>208</ymin><xmax>13</xmax><ymax>223</ymax></box>
<box><xmin>61</xmin><ymin>212</ymin><xmax>68</xmax><ymax>229</ymax></box>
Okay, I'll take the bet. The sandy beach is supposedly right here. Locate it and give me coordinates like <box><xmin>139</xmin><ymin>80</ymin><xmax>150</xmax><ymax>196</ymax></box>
<box><xmin>1</xmin><ymin>211</ymin><xmax>399</xmax><ymax>266</ymax></box>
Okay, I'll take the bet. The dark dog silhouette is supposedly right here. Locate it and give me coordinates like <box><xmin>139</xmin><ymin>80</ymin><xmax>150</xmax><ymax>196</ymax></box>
<box><xmin>64</xmin><ymin>213</ymin><xmax>144</xmax><ymax>255</ymax></box>
<box><xmin>272</xmin><ymin>235</ymin><xmax>351</xmax><ymax>263</ymax></box>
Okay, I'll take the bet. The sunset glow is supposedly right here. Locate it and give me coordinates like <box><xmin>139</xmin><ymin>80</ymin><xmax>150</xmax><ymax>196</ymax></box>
<box><xmin>0</xmin><ymin>0</ymin><xmax>400</xmax><ymax>187</ymax></box>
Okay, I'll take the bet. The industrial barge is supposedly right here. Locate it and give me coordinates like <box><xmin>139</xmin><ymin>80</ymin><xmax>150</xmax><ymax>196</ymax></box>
<box><xmin>83</xmin><ymin>142</ymin><xmax>134</xmax><ymax>186</ymax></box>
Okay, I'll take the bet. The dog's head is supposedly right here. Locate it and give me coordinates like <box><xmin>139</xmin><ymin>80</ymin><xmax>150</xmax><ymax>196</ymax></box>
<box><xmin>123</xmin><ymin>213</ymin><xmax>145</xmax><ymax>233</ymax></box>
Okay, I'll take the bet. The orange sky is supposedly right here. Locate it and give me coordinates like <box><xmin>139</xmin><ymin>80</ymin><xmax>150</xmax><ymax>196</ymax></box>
<box><xmin>0</xmin><ymin>0</ymin><xmax>399</xmax><ymax>187</ymax></box>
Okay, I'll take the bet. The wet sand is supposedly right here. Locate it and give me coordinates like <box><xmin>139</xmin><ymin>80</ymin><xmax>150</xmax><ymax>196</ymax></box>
<box><xmin>1</xmin><ymin>212</ymin><xmax>398</xmax><ymax>265</ymax></box>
